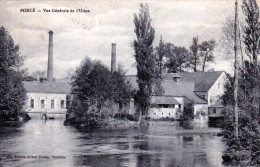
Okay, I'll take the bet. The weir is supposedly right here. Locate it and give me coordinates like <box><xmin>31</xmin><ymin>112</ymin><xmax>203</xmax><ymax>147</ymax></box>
<box><xmin>26</xmin><ymin>111</ymin><xmax>67</xmax><ymax>120</ymax></box>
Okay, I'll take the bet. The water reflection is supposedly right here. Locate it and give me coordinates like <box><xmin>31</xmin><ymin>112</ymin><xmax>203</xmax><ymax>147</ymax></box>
<box><xmin>0</xmin><ymin>119</ymin><xmax>226</xmax><ymax>167</ymax></box>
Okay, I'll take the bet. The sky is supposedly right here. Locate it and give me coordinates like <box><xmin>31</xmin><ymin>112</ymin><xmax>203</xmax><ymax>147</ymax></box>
<box><xmin>0</xmin><ymin>0</ymin><xmax>244</xmax><ymax>78</ymax></box>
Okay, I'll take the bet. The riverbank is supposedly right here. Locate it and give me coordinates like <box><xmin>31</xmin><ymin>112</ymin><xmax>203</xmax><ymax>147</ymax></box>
<box><xmin>64</xmin><ymin>113</ymin><xmax>140</xmax><ymax>130</ymax></box>
<box><xmin>0</xmin><ymin>113</ymin><xmax>31</xmax><ymax>126</ymax></box>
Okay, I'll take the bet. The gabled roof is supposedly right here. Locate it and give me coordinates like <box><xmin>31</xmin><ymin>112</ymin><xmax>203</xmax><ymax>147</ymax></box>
<box><xmin>161</xmin><ymin>80</ymin><xmax>194</xmax><ymax>96</ymax></box>
<box><xmin>177</xmin><ymin>71</ymin><xmax>224</xmax><ymax>92</ymax></box>
<box><xmin>209</xmin><ymin>99</ymin><xmax>224</xmax><ymax>108</ymax></box>
<box><xmin>151</xmin><ymin>96</ymin><xmax>180</xmax><ymax>105</ymax></box>
<box><xmin>23</xmin><ymin>81</ymin><xmax>71</xmax><ymax>94</ymax></box>
<box><xmin>164</xmin><ymin>73</ymin><xmax>180</xmax><ymax>79</ymax></box>
<box><xmin>126</xmin><ymin>75</ymin><xmax>207</xmax><ymax>104</ymax></box>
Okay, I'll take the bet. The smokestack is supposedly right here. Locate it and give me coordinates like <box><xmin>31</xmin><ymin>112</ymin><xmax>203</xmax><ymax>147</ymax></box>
<box><xmin>111</xmin><ymin>43</ymin><xmax>116</xmax><ymax>73</ymax></box>
<box><xmin>47</xmin><ymin>31</ymin><xmax>53</xmax><ymax>82</ymax></box>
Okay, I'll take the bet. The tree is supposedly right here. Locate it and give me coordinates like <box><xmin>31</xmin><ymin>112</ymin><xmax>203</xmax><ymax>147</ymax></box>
<box><xmin>111</xmin><ymin>65</ymin><xmax>132</xmax><ymax>111</ymax></box>
<box><xmin>221</xmin><ymin>1</ymin><xmax>260</xmax><ymax>165</ymax></box>
<box><xmin>219</xmin><ymin>16</ymin><xmax>245</xmax><ymax>65</ymax></box>
<box><xmin>71</xmin><ymin>58</ymin><xmax>112</xmax><ymax>109</ymax></box>
<box><xmin>172</xmin><ymin>46</ymin><xmax>190</xmax><ymax>72</ymax></box>
<box><xmin>155</xmin><ymin>36</ymin><xmax>166</xmax><ymax>73</ymax></box>
<box><xmin>68</xmin><ymin>58</ymin><xmax>112</xmax><ymax>125</ymax></box>
<box><xmin>164</xmin><ymin>43</ymin><xmax>176</xmax><ymax>72</ymax></box>
<box><xmin>0</xmin><ymin>26</ymin><xmax>27</xmax><ymax>121</ymax></box>
<box><xmin>32</xmin><ymin>70</ymin><xmax>46</xmax><ymax>79</ymax></box>
<box><xmin>199</xmin><ymin>39</ymin><xmax>216</xmax><ymax>72</ymax></box>
<box><xmin>233</xmin><ymin>0</ymin><xmax>239</xmax><ymax>138</ymax></box>
<box><xmin>164</xmin><ymin>43</ymin><xmax>190</xmax><ymax>73</ymax></box>
<box><xmin>189</xmin><ymin>36</ymin><xmax>199</xmax><ymax>72</ymax></box>
<box><xmin>242</xmin><ymin>0</ymin><xmax>260</xmax><ymax>67</ymax></box>
<box><xmin>68</xmin><ymin>57</ymin><xmax>134</xmax><ymax>125</ymax></box>
<box><xmin>133</xmin><ymin>3</ymin><xmax>155</xmax><ymax>117</ymax></box>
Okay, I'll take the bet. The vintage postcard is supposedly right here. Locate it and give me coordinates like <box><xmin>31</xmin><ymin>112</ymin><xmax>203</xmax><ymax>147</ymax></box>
<box><xmin>0</xmin><ymin>0</ymin><xmax>260</xmax><ymax>167</ymax></box>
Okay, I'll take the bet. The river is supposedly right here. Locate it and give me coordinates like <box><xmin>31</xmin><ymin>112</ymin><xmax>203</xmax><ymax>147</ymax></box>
<box><xmin>0</xmin><ymin>119</ymin><xmax>227</xmax><ymax>167</ymax></box>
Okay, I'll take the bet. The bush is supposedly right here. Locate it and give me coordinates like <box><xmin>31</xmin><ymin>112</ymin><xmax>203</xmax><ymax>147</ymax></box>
<box><xmin>114</xmin><ymin>112</ymin><xmax>138</xmax><ymax>121</ymax></box>
<box><xmin>222</xmin><ymin>105</ymin><xmax>260</xmax><ymax>165</ymax></box>
<box><xmin>100</xmin><ymin>100</ymin><xmax>119</xmax><ymax>119</ymax></box>
<box><xmin>182</xmin><ymin>103</ymin><xmax>194</xmax><ymax>121</ymax></box>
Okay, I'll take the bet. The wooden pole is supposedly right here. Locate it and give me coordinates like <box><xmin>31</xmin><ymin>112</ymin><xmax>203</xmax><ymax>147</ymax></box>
<box><xmin>234</xmin><ymin>0</ymin><xmax>239</xmax><ymax>138</ymax></box>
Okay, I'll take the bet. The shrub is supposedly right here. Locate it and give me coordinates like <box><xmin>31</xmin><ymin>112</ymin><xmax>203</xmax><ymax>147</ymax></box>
<box><xmin>222</xmin><ymin>105</ymin><xmax>260</xmax><ymax>165</ymax></box>
<box><xmin>114</xmin><ymin>112</ymin><xmax>138</xmax><ymax>121</ymax></box>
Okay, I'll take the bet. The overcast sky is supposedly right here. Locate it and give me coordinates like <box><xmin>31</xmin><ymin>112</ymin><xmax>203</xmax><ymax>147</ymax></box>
<box><xmin>0</xmin><ymin>0</ymin><xmax>244</xmax><ymax>78</ymax></box>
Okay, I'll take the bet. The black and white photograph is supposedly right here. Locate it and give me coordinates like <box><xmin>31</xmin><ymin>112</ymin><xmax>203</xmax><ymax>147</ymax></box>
<box><xmin>0</xmin><ymin>0</ymin><xmax>260</xmax><ymax>166</ymax></box>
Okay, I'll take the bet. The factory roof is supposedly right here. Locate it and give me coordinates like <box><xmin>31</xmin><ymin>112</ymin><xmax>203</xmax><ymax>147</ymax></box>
<box><xmin>23</xmin><ymin>80</ymin><xmax>71</xmax><ymax>94</ymax></box>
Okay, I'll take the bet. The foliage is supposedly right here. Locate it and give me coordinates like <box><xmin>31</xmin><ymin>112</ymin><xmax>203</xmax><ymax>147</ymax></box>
<box><xmin>164</xmin><ymin>44</ymin><xmax>190</xmax><ymax>73</ymax></box>
<box><xmin>221</xmin><ymin>63</ymin><xmax>260</xmax><ymax>166</ymax></box>
<box><xmin>71</xmin><ymin>58</ymin><xmax>112</xmax><ymax>108</ymax></box>
<box><xmin>22</xmin><ymin>70</ymin><xmax>46</xmax><ymax>81</ymax></box>
<box><xmin>31</xmin><ymin>70</ymin><xmax>46</xmax><ymax>79</ymax></box>
<box><xmin>242</xmin><ymin>0</ymin><xmax>260</xmax><ymax>67</ymax></box>
<box><xmin>219</xmin><ymin>16</ymin><xmax>244</xmax><ymax>62</ymax></box>
<box><xmin>155</xmin><ymin>36</ymin><xmax>166</xmax><ymax>73</ymax></box>
<box><xmin>155</xmin><ymin>39</ymin><xmax>190</xmax><ymax>73</ymax></box>
<box><xmin>198</xmin><ymin>39</ymin><xmax>216</xmax><ymax>72</ymax></box>
<box><xmin>114</xmin><ymin>112</ymin><xmax>138</xmax><ymax>121</ymax></box>
<box><xmin>111</xmin><ymin>65</ymin><xmax>132</xmax><ymax>110</ymax></box>
<box><xmin>189</xmin><ymin>36</ymin><xmax>199</xmax><ymax>72</ymax></box>
<box><xmin>0</xmin><ymin>27</ymin><xmax>23</xmax><ymax>72</ymax></box>
<box><xmin>153</xmin><ymin>38</ymin><xmax>165</xmax><ymax>96</ymax></box>
<box><xmin>133</xmin><ymin>3</ymin><xmax>156</xmax><ymax>117</ymax></box>
<box><xmin>68</xmin><ymin>57</ymin><xmax>132</xmax><ymax>126</ymax></box>
<box><xmin>0</xmin><ymin>26</ymin><xmax>27</xmax><ymax>122</ymax></box>
<box><xmin>182</xmin><ymin>103</ymin><xmax>194</xmax><ymax>121</ymax></box>
<box><xmin>67</xmin><ymin>95</ymin><xmax>102</xmax><ymax>126</ymax></box>
<box><xmin>222</xmin><ymin>105</ymin><xmax>260</xmax><ymax>166</ymax></box>
<box><xmin>221</xmin><ymin>74</ymin><xmax>234</xmax><ymax>106</ymax></box>
<box><xmin>221</xmin><ymin>2</ymin><xmax>260</xmax><ymax>164</ymax></box>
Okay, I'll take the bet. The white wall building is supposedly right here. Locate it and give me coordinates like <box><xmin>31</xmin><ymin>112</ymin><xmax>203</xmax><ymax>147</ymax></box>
<box><xmin>127</xmin><ymin>71</ymin><xmax>229</xmax><ymax>121</ymax></box>
<box><xmin>23</xmin><ymin>81</ymin><xmax>71</xmax><ymax>118</ymax></box>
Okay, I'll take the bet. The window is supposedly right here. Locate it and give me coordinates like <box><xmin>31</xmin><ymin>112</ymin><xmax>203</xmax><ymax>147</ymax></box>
<box><xmin>61</xmin><ymin>100</ymin><xmax>65</xmax><ymax>109</ymax></box>
<box><xmin>202</xmin><ymin>95</ymin><xmax>205</xmax><ymax>100</ymax></box>
<box><xmin>213</xmin><ymin>108</ymin><xmax>216</xmax><ymax>114</ymax></box>
<box><xmin>154</xmin><ymin>113</ymin><xmax>156</xmax><ymax>115</ymax></box>
<box><xmin>169</xmin><ymin>113</ymin><xmax>171</xmax><ymax>116</ymax></box>
<box><xmin>30</xmin><ymin>99</ymin><xmax>34</xmax><ymax>108</ymax></box>
<box><xmin>168</xmin><ymin>105</ymin><xmax>174</xmax><ymax>108</ymax></box>
<box><xmin>179</xmin><ymin>104</ymin><xmax>181</xmax><ymax>108</ymax></box>
<box><xmin>51</xmin><ymin>100</ymin><xmax>55</xmax><ymax>109</ymax></box>
<box><xmin>218</xmin><ymin>83</ymin><xmax>220</xmax><ymax>89</ymax></box>
<box><xmin>159</xmin><ymin>104</ymin><xmax>169</xmax><ymax>108</ymax></box>
<box><xmin>41</xmin><ymin>100</ymin><xmax>45</xmax><ymax>109</ymax></box>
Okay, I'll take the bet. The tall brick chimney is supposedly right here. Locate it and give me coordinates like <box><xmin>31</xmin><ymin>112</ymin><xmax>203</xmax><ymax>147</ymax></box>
<box><xmin>47</xmin><ymin>31</ymin><xmax>53</xmax><ymax>82</ymax></box>
<box><xmin>111</xmin><ymin>43</ymin><xmax>116</xmax><ymax>73</ymax></box>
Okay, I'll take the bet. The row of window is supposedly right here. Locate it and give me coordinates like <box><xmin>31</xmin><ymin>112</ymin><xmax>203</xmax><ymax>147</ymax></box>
<box><xmin>154</xmin><ymin>112</ymin><xmax>178</xmax><ymax>116</ymax></box>
<box><xmin>157</xmin><ymin>104</ymin><xmax>181</xmax><ymax>109</ymax></box>
<box><xmin>30</xmin><ymin>99</ymin><xmax>65</xmax><ymax>109</ymax></box>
